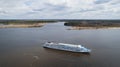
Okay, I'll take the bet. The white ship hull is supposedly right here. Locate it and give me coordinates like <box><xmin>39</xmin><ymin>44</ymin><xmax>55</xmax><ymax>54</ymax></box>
<box><xmin>43</xmin><ymin>42</ymin><xmax>91</xmax><ymax>53</ymax></box>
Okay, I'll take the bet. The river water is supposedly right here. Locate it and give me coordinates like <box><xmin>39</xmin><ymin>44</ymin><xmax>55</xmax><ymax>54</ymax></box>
<box><xmin>0</xmin><ymin>22</ymin><xmax>120</xmax><ymax>67</ymax></box>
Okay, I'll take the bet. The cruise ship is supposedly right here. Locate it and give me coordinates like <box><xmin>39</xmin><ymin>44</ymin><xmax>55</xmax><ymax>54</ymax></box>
<box><xmin>43</xmin><ymin>42</ymin><xmax>91</xmax><ymax>53</ymax></box>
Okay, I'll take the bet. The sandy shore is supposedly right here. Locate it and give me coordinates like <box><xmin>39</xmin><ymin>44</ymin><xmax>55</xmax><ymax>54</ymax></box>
<box><xmin>67</xmin><ymin>26</ymin><xmax>120</xmax><ymax>30</ymax></box>
<box><xmin>0</xmin><ymin>23</ymin><xmax>46</xmax><ymax>28</ymax></box>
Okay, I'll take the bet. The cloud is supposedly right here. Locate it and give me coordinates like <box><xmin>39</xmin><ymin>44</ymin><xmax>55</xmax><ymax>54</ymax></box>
<box><xmin>0</xmin><ymin>0</ymin><xmax>120</xmax><ymax>19</ymax></box>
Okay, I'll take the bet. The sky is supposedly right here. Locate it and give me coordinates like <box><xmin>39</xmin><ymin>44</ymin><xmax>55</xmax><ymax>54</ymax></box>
<box><xmin>0</xmin><ymin>0</ymin><xmax>120</xmax><ymax>19</ymax></box>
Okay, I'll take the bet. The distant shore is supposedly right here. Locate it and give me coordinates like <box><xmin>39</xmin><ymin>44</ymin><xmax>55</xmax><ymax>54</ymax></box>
<box><xmin>64</xmin><ymin>20</ymin><xmax>120</xmax><ymax>30</ymax></box>
<box><xmin>0</xmin><ymin>23</ymin><xmax>46</xmax><ymax>28</ymax></box>
<box><xmin>67</xmin><ymin>26</ymin><xmax>120</xmax><ymax>30</ymax></box>
<box><xmin>0</xmin><ymin>20</ymin><xmax>56</xmax><ymax>28</ymax></box>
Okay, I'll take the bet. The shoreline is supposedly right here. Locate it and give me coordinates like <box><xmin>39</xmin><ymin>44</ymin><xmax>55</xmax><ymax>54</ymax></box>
<box><xmin>67</xmin><ymin>26</ymin><xmax>120</xmax><ymax>30</ymax></box>
<box><xmin>0</xmin><ymin>23</ymin><xmax>46</xmax><ymax>28</ymax></box>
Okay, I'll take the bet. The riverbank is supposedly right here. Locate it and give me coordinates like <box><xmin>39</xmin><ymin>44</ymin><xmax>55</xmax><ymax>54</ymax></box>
<box><xmin>67</xmin><ymin>26</ymin><xmax>120</xmax><ymax>30</ymax></box>
<box><xmin>0</xmin><ymin>23</ymin><xmax>46</xmax><ymax>28</ymax></box>
<box><xmin>64</xmin><ymin>20</ymin><xmax>120</xmax><ymax>28</ymax></box>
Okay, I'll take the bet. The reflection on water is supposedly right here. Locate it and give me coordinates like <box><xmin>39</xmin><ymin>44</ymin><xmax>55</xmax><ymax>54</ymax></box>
<box><xmin>0</xmin><ymin>22</ymin><xmax>120</xmax><ymax>67</ymax></box>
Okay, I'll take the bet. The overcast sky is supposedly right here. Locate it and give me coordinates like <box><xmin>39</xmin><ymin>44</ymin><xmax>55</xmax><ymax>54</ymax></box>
<box><xmin>0</xmin><ymin>0</ymin><xmax>120</xmax><ymax>19</ymax></box>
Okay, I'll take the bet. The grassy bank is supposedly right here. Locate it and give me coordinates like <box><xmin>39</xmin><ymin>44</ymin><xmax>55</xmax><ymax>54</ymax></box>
<box><xmin>0</xmin><ymin>20</ymin><xmax>56</xmax><ymax>28</ymax></box>
<box><xmin>0</xmin><ymin>23</ymin><xmax>46</xmax><ymax>28</ymax></box>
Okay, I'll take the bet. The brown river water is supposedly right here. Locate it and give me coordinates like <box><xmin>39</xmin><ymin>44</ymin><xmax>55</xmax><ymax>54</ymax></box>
<box><xmin>0</xmin><ymin>22</ymin><xmax>120</xmax><ymax>67</ymax></box>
